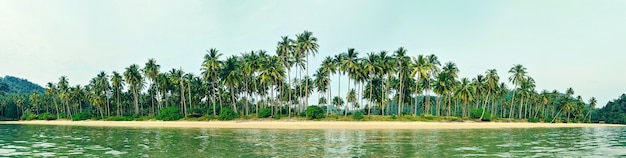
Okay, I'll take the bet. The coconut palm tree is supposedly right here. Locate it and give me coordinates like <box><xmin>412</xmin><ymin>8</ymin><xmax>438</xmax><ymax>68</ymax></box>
<box><xmin>143</xmin><ymin>58</ymin><xmax>160</xmax><ymax>116</ymax></box>
<box><xmin>456</xmin><ymin>78</ymin><xmax>473</xmax><ymax>118</ymax></box>
<box><xmin>410</xmin><ymin>54</ymin><xmax>431</xmax><ymax>116</ymax></box>
<box><xmin>363</xmin><ymin>52</ymin><xmax>380</xmax><ymax>115</ymax></box>
<box><xmin>277</xmin><ymin>36</ymin><xmax>295</xmax><ymax>109</ymax></box>
<box><xmin>295</xmin><ymin>31</ymin><xmax>319</xmax><ymax>109</ymax></box>
<box><xmin>221</xmin><ymin>56</ymin><xmax>241</xmax><ymax>113</ymax></box>
<box><xmin>201</xmin><ymin>48</ymin><xmax>222</xmax><ymax>116</ymax></box>
<box><xmin>341</xmin><ymin>48</ymin><xmax>359</xmax><ymax>114</ymax></box>
<box><xmin>378</xmin><ymin>51</ymin><xmax>395</xmax><ymax>116</ymax></box>
<box><xmin>425</xmin><ymin>54</ymin><xmax>441</xmax><ymax>112</ymax></box>
<box><xmin>123</xmin><ymin>64</ymin><xmax>143</xmax><ymax>115</ymax></box>
<box><xmin>58</xmin><ymin>76</ymin><xmax>71</xmax><ymax>118</ymax></box>
<box><xmin>393</xmin><ymin>47</ymin><xmax>410</xmax><ymax>115</ymax></box>
<box><xmin>588</xmin><ymin>97</ymin><xmax>596</xmax><ymax>123</ymax></box>
<box><xmin>313</xmin><ymin>68</ymin><xmax>329</xmax><ymax>105</ymax></box>
<box><xmin>332</xmin><ymin>96</ymin><xmax>344</xmax><ymax>115</ymax></box>
<box><xmin>260</xmin><ymin>55</ymin><xmax>285</xmax><ymax>116</ymax></box>
<box><xmin>346</xmin><ymin>89</ymin><xmax>356</xmax><ymax>116</ymax></box>
<box><xmin>508</xmin><ymin>64</ymin><xmax>527</xmax><ymax>119</ymax></box>
<box><xmin>483</xmin><ymin>69</ymin><xmax>499</xmax><ymax>120</ymax></box>
<box><xmin>111</xmin><ymin>71</ymin><xmax>124</xmax><ymax>116</ymax></box>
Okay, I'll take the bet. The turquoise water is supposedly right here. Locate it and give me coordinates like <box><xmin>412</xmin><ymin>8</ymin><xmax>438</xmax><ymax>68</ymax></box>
<box><xmin>0</xmin><ymin>124</ymin><xmax>624</xmax><ymax>157</ymax></box>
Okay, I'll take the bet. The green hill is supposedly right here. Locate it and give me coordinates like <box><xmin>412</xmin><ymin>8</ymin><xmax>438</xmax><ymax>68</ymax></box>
<box><xmin>0</xmin><ymin>75</ymin><xmax>44</xmax><ymax>94</ymax></box>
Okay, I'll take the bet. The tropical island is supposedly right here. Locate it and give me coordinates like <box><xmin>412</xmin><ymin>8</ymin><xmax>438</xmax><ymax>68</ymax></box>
<box><xmin>1</xmin><ymin>31</ymin><xmax>625</xmax><ymax>128</ymax></box>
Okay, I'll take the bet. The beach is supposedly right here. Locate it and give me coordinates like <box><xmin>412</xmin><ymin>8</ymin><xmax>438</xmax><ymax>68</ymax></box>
<box><xmin>1</xmin><ymin>120</ymin><xmax>622</xmax><ymax>129</ymax></box>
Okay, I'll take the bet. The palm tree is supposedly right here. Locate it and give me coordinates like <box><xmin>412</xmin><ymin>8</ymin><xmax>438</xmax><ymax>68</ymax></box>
<box><xmin>143</xmin><ymin>58</ymin><xmax>160</xmax><ymax>116</ymax></box>
<box><xmin>29</xmin><ymin>91</ymin><xmax>41</xmax><ymax>114</ymax></box>
<box><xmin>424</xmin><ymin>54</ymin><xmax>441</xmax><ymax>113</ymax></box>
<box><xmin>58</xmin><ymin>76</ymin><xmax>71</xmax><ymax>118</ymax></box>
<box><xmin>588</xmin><ymin>97</ymin><xmax>596</xmax><ymax>123</ymax></box>
<box><xmin>456</xmin><ymin>78</ymin><xmax>473</xmax><ymax>118</ymax></box>
<box><xmin>124</xmin><ymin>64</ymin><xmax>143</xmax><ymax>115</ymax></box>
<box><xmin>332</xmin><ymin>96</ymin><xmax>344</xmax><ymax>115</ymax></box>
<box><xmin>260</xmin><ymin>55</ymin><xmax>285</xmax><ymax>116</ymax></box>
<box><xmin>313</xmin><ymin>68</ymin><xmax>329</xmax><ymax>105</ymax></box>
<box><xmin>111</xmin><ymin>71</ymin><xmax>124</xmax><ymax>116</ymax></box>
<box><xmin>508</xmin><ymin>64</ymin><xmax>527</xmax><ymax>119</ymax></box>
<box><xmin>277</xmin><ymin>36</ymin><xmax>295</xmax><ymax>111</ymax></box>
<box><xmin>95</xmin><ymin>72</ymin><xmax>110</xmax><ymax>116</ymax></box>
<box><xmin>201</xmin><ymin>48</ymin><xmax>223</xmax><ymax>116</ymax></box>
<box><xmin>341</xmin><ymin>48</ymin><xmax>359</xmax><ymax>115</ymax></box>
<box><xmin>483</xmin><ymin>69</ymin><xmax>499</xmax><ymax>120</ymax></box>
<box><xmin>410</xmin><ymin>54</ymin><xmax>431</xmax><ymax>116</ymax></box>
<box><xmin>346</xmin><ymin>89</ymin><xmax>356</xmax><ymax>116</ymax></box>
<box><xmin>295</xmin><ymin>31</ymin><xmax>319</xmax><ymax>109</ymax></box>
<box><xmin>221</xmin><ymin>56</ymin><xmax>241</xmax><ymax>113</ymax></box>
<box><xmin>378</xmin><ymin>51</ymin><xmax>395</xmax><ymax>116</ymax></box>
<box><xmin>363</xmin><ymin>52</ymin><xmax>380</xmax><ymax>115</ymax></box>
<box><xmin>393</xmin><ymin>47</ymin><xmax>410</xmax><ymax>115</ymax></box>
<box><xmin>333</xmin><ymin>53</ymin><xmax>345</xmax><ymax>109</ymax></box>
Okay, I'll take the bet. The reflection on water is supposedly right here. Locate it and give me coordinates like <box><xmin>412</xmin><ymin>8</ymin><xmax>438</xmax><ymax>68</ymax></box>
<box><xmin>0</xmin><ymin>124</ymin><xmax>624</xmax><ymax>157</ymax></box>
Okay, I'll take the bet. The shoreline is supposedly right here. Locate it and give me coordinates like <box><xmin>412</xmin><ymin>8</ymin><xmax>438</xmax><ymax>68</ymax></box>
<box><xmin>0</xmin><ymin>120</ymin><xmax>623</xmax><ymax>129</ymax></box>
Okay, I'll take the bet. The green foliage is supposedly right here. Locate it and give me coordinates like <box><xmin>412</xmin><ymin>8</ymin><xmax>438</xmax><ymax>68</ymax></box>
<box><xmin>391</xmin><ymin>115</ymin><xmax>397</xmax><ymax>120</ymax></box>
<box><xmin>156</xmin><ymin>106</ymin><xmax>183</xmax><ymax>121</ymax></box>
<box><xmin>38</xmin><ymin>112</ymin><xmax>56</xmax><ymax>120</ymax></box>
<box><xmin>218</xmin><ymin>108</ymin><xmax>239</xmax><ymax>121</ymax></box>
<box><xmin>187</xmin><ymin>107</ymin><xmax>204</xmax><ymax>118</ymax></box>
<box><xmin>470</xmin><ymin>108</ymin><xmax>492</xmax><ymax>121</ymax></box>
<box><xmin>595</xmin><ymin>94</ymin><xmax>626</xmax><ymax>124</ymax></box>
<box><xmin>105</xmin><ymin>116</ymin><xmax>136</xmax><ymax>121</ymax></box>
<box><xmin>20</xmin><ymin>111</ymin><xmax>37</xmax><ymax>120</ymax></box>
<box><xmin>352</xmin><ymin>112</ymin><xmax>363</xmax><ymax>120</ymax></box>
<box><xmin>543</xmin><ymin>117</ymin><xmax>554</xmax><ymax>123</ymax></box>
<box><xmin>257</xmin><ymin>107</ymin><xmax>271</xmax><ymax>118</ymax></box>
<box><xmin>305</xmin><ymin>106</ymin><xmax>325</xmax><ymax>120</ymax></box>
<box><xmin>0</xmin><ymin>76</ymin><xmax>44</xmax><ymax>94</ymax></box>
<box><xmin>528</xmin><ymin>117</ymin><xmax>539</xmax><ymax>123</ymax></box>
<box><xmin>72</xmin><ymin>112</ymin><xmax>91</xmax><ymax>121</ymax></box>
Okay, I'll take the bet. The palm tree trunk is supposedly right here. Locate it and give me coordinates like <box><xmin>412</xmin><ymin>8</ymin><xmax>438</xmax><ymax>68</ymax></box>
<box><xmin>230</xmin><ymin>83</ymin><xmax>236</xmax><ymax>113</ymax></box>
<box><xmin>398</xmin><ymin>71</ymin><xmax>403</xmax><ymax>116</ymax></box>
<box><xmin>518</xmin><ymin>94</ymin><xmax>524</xmax><ymax>119</ymax></box>
<box><xmin>368</xmin><ymin>74</ymin><xmax>373</xmax><ymax>116</ymax></box>
<box><xmin>133</xmin><ymin>89</ymin><xmax>139</xmax><ymax>115</ymax></box>
<box><xmin>306</xmin><ymin>54</ymin><xmax>309</xmax><ymax>110</ymax></box>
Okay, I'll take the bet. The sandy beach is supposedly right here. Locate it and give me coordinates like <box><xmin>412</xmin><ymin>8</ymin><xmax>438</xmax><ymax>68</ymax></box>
<box><xmin>0</xmin><ymin>120</ymin><xmax>622</xmax><ymax>129</ymax></box>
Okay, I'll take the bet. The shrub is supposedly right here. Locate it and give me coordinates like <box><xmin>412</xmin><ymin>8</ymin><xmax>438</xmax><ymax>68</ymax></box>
<box><xmin>543</xmin><ymin>117</ymin><xmax>553</xmax><ymax>123</ymax></box>
<box><xmin>258</xmin><ymin>107</ymin><xmax>271</xmax><ymax>118</ymax></box>
<box><xmin>352</xmin><ymin>112</ymin><xmax>363</xmax><ymax>120</ymax></box>
<box><xmin>391</xmin><ymin>115</ymin><xmax>397</xmax><ymax>120</ymax></box>
<box><xmin>470</xmin><ymin>108</ymin><xmax>492</xmax><ymax>121</ymax></box>
<box><xmin>156</xmin><ymin>106</ymin><xmax>183</xmax><ymax>121</ymax></box>
<box><xmin>305</xmin><ymin>106</ymin><xmax>325</xmax><ymax>120</ymax></box>
<box><xmin>38</xmin><ymin>112</ymin><xmax>57</xmax><ymax>120</ymax></box>
<box><xmin>218</xmin><ymin>108</ymin><xmax>239</xmax><ymax>120</ymax></box>
<box><xmin>105</xmin><ymin>116</ymin><xmax>135</xmax><ymax>121</ymax></box>
<box><xmin>72</xmin><ymin>112</ymin><xmax>91</xmax><ymax>121</ymax></box>
<box><xmin>20</xmin><ymin>111</ymin><xmax>37</xmax><ymax>120</ymax></box>
<box><xmin>187</xmin><ymin>107</ymin><xmax>204</xmax><ymax>118</ymax></box>
<box><xmin>528</xmin><ymin>117</ymin><xmax>539</xmax><ymax>123</ymax></box>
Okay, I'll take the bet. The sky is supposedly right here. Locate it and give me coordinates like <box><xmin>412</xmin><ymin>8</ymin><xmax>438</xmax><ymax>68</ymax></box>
<box><xmin>1</xmin><ymin>0</ymin><xmax>625</xmax><ymax>107</ymax></box>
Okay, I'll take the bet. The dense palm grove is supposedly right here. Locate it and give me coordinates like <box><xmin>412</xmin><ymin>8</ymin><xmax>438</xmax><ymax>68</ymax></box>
<box><xmin>0</xmin><ymin>31</ymin><xmax>601</xmax><ymax>123</ymax></box>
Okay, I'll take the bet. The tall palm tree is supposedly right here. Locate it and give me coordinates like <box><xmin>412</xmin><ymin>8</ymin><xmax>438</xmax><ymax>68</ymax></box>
<box><xmin>588</xmin><ymin>97</ymin><xmax>596</xmax><ymax>123</ymax></box>
<box><xmin>363</xmin><ymin>52</ymin><xmax>380</xmax><ymax>115</ymax></box>
<box><xmin>456</xmin><ymin>78</ymin><xmax>473</xmax><ymax>118</ymax></box>
<box><xmin>508</xmin><ymin>64</ymin><xmax>526</xmax><ymax>119</ymax></box>
<box><xmin>58</xmin><ymin>76</ymin><xmax>71</xmax><ymax>118</ymax></box>
<box><xmin>393</xmin><ymin>47</ymin><xmax>410</xmax><ymax>115</ymax></box>
<box><xmin>143</xmin><ymin>58</ymin><xmax>160</xmax><ymax>116</ymax></box>
<box><xmin>410</xmin><ymin>54</ymin><xmax>431</xmax><ymax>116</ymax></box>
<box><xmin>332</xmin><ymin>96</ymin><xmax>344</xmax><ymax>115</ymax></box>
<box><xmin>378</xmin><ymin>51</ymin><xmax>395</xmax><ymax>116</ymax></box>
<box><xmin>425</xmin><ymin>54</ymin><xmax>441</xmax><ymax>112</ymax></box>
<box><xmin>221</xmin><ymin>56</ymin><xmax>241</xmax><ymax>113</ymax></box>
<box><xmin>201</xmin><ymin>48</ymin><xmax>223</xmax><ymax>116</ymax></box>
<box><xmin>333</xmin><ymin>53</ymin><xmax>345</xmax><ymax>108</ymax></box>
<box><xmin>483</xmin><ymin>69</ymin><xmax>499</xmax><ymax>120</ymax></box>
<box><xmin>95</xmin><ymin>71</ymin><xmax>111</xmax><ymax>116</ymax></box>
<box><xmin>320</xmin><ymin>56</ymin><xmax>336</xmax><ymax>108</ymax></box>
<box><xmin>341</xmin><ymin>48</ymin><xmax>359</xmax><ymax>114</ymax></box>
<box><xmin>260</xmin><ymin>55</ymin><xmax>285</xmax><ymax>116</ymax></box>
<box><xmin>295</xmin><ymin>31</ymin><xmax>319</xmax><ymax>109</ymax></box>
<box><xmin>277</xmin><ymin>36</ymin><xmax>295</xmax><ymax>111</ymax></box>
<box><xmin>111</xmin><ymin>71</ymin><xmax>124</xmax><ymax>116</ymax></box>
<box><xmin>124</xmin><ymin>64</ymin><xmax>143</xmax><ymax>115</ymax></box>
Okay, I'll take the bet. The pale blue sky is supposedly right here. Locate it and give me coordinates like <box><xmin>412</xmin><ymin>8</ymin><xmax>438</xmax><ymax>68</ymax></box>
<box><xmin>1</xmin><ymin>0</ymin><xmax>624</xmax><ymax>106</ymax></box>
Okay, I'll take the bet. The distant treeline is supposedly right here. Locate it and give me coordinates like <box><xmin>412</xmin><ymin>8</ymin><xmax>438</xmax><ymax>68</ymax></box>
<box><xmin>594</xmin><ymin>94</ymin><xmax>626</xmax><ymax>124</ymax></box>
